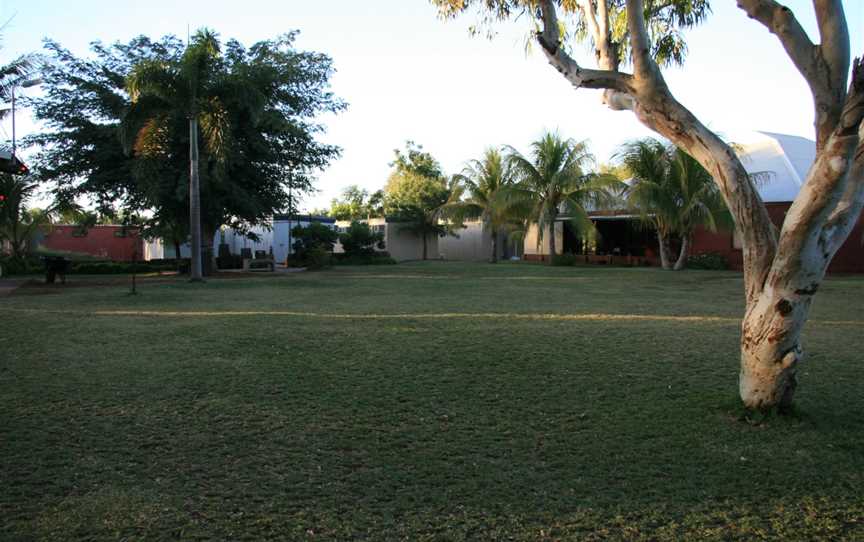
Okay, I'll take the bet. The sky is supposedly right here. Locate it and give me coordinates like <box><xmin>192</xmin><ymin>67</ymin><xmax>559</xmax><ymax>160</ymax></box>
<box><xmin>1</xmin><ymin>0</ymin><xmax>862</xmax><ymax>212</ymax></box>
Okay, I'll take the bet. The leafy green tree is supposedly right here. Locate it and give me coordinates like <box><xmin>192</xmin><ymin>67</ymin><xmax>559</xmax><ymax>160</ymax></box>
<box><xmin>291</xmin><ymin>222</ymin><xmax>337</xmax><ymax>268</ymax></box>
<box><xmin>444</xmin><ymin>148</ymin><xmax>523</xmax><ymax>263</ymax></box>
<box><xmin>125</xmin><ymin>29</ymin><xmax>225</xmax><ymax>280</ymax></box>
<box><xmin>390</xmin><ymin>140</ymin><xmax>445</xmax><ymax>180</ymax></box>
<box><xmin>384</xmin><ymin>143</ymin><xmax>462</xmax><ymax>260</ymax></box>
<box><xmin>618</xmin><ymin>138</ymin><xmax>731</xmax><ymax>270</ymax></box>
<box><xmin>28</xmin><ymin>31</ymin><xmax>343</xmax><ymax>276</ymax></box>
<box><xmin>338</xmin><ymin>221</ymin><xmax>385</xmax><ymax>257</ymax></box>
<box><xmin>506</xmin><ymin>132</ymin><xmax>621</xmax><ymax>263</ymax></box>
<box><xmin>329</xmin><ymin>185</ymin><xmax>384</xmax><ymax>220</ymax></box>
<box><xmin>0</xmin><ymin>175</ymin><xmax>52</xmax><ymax>260</ymax></box>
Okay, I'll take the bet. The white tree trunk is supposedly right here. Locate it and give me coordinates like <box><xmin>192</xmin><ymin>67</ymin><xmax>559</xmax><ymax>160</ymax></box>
<box><xmin>530</xmin><ymin>0</ymin><xmax>864</xmax><ymax>410</ymax></box>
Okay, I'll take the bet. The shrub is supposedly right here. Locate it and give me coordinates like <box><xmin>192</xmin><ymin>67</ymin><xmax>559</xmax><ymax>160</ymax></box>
<box><xmin>338</xmin><ymin>221</ymin><xmax>385</xmax><ymax>257</ymax></box>
<box><xmin>70</xmin><ymin>261</ymin><xmax>176</xmax><ymax>274</ymax></box>
<box><xmin>0</xmin><ymin>256</ymin><xmax>44</xmax><ymax>276</ymax></box>
<box><xmin>333</xmin><ymin>252</ymin><xmax>397</xmax><ymax>266</ymax></box>
<box><xmin>217</xmin><ymin>254</ymin><xmax>244</xmax><ymax>270</ymax></box>
<box><xmin>551</xmin><ymin>253</ymin><xmax>577</xmax><ymax>266</ymax></box>
<box><xmin>291</xmin><ymin>222</ymin><xmax>337</xmax><ymax>267</ymax></box>
<box><xmin>304</xmin><ymin>246</ymin><xmax>332</xmax><ymax>270</ymax></box>
<box><xmin>686</xmin><ymin>252</ymin><xmax>728</xmax><ymax>270</ymax></box>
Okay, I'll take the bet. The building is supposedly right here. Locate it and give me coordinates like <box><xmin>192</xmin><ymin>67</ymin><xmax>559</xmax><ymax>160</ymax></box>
<box><xmin>143</xmin><ymin>215</ymin><xmax>336</xmax><ymax>263</ymax></box>
<box><xmin>334</xmin><ymin>217</ymin><xmax>439</xmax><ymax>262</ymax></box>
<box><xmin>40</xmin><ymin>225</ymin><xmax>143</xmax><ymax>261</ymax></box>
<box><xmin>438</xmin><ymin>219</ymin><xmax>520</xmax><ymax>261</ymax></box>
<box><xmin>522</xmin><ymin>131</ymin><xmax>864</xmax><ymax>272</ymax></box>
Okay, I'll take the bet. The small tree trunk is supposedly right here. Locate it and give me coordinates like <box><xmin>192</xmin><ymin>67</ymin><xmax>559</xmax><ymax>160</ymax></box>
<box><xmin>172</xmin><ymin>238</ymin><xmax>182</xmax><ymax>271</ymax></box>
<box><xmin>673</xmin><ymin>234</ymin><xmax>690</xmax><ymax>271</ymax></box>
<box><xmin>490</xmin><ymin>227</ymin><xmax>498</xmax><ymax>263</ymax></box>
<box><xmin>422</xmin><ymin>233</ymin><xmax>428</xmax><ymax>260</ymax></box>
<box><xmin>657</xmin><ymin>232</ymin><xmax>672</xmax><ymax>270</ymax></box>
<box><xmin>547</xmin><ymin>222</ymin><xmax>557</xmax><ymax>264</ymax></box>
<box><xmin>189</xmin><ymin>116</ymin><xmax>203</xmax><ymax>282</ymax></box>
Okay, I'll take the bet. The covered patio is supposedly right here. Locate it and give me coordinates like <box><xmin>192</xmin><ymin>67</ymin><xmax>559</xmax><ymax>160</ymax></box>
<box><xmin>561</xmin><ymin>214</ymin><xmax>659</xmax><ymax>266</ymax></box>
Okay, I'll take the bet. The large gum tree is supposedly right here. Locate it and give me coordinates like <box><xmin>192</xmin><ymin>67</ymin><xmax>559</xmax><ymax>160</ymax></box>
<box><xmin>434</xmin><ymin>0</ymin><xmax>864</xmax><ymax>411</ymax></box>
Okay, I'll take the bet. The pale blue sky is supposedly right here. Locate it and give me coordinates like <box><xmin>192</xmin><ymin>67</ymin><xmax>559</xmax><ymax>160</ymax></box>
<box><xmin>1</xmin><ymin>1</ymin><xmax>862</xmax><ymax>211</ymax></box>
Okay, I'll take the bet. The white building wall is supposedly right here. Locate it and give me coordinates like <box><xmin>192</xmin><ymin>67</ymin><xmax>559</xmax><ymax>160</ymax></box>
<box><xmin>144</xmin><ymin>218</ymin><xmax>334</xmax><ymax>262</ymax></box>
<box><xmin>334</xmin><ymin>218</ymin><xmax>437</xmax><ymax>261</ymax></box>
<box><xmin>439</xmin><ymin>221</ymin><xmax>495</xmax><ymax>261</ymax></box>
<box><xmin>523</xmin><ymin>222</ymin><xmax>563</xmax><ymax>257</ymax></box>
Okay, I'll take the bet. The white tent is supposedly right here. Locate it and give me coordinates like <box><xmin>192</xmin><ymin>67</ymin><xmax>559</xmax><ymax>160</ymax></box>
<box><xmin>734</xmin><ymin>131</ymin><xmax>816</xmax><ymax>203</ymax></box>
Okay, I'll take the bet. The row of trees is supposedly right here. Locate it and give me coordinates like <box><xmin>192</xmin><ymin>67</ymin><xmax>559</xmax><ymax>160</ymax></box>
<box><xmin>13</xmin><ymin>29</ymin><xmax>343</xmax><ymax>277</ymax></box>
<box><xmin>328</xmin><ymin>134</ymin><xmax>729</xmax><ymax>267</ymax></box>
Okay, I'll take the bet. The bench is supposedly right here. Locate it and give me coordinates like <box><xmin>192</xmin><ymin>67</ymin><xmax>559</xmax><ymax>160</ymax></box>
<box><xmin>242</xmin><ymin>258</ymin><xmax>275</xmax><ymax>272</ymax></box>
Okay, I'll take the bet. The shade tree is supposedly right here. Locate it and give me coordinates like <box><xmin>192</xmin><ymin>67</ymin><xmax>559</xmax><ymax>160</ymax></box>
<box><xmin>434</xmin><ymin>0</ymin><xmax>864</xmax><ymax>411</ymax></box>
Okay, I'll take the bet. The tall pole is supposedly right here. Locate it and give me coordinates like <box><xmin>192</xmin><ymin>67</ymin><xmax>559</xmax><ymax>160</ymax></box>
<box><xmin>287</xmin><ymin>183</ymin><xmax>293</xmax><ymax>260</ymax></box>
<box><xmin>10</xmin><ymin>87</ymin><xmax>16</xmax><ymax>156</ymax></box>
<box><xmin>189</xmin><ymin>115</ymin><xmax>203</xmax><ymax>281</ymax></box>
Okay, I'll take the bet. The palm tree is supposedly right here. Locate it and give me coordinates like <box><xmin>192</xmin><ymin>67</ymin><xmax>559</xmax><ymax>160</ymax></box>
<box><xmin>444</xmin><ymin>148</ymin><xmax>521</xmax><ymax>263</ymax></box>
<box><xmin>0</xmin><ymin>174</ymin><xmax>53</xmax><ymax>260</ymax></box>
<box><xmin>506</xmin><ymin>132</ymin><xmax>620</xmax><ymax>263</ymax></box>
<box><xmin>618</xmin><ymin>138</ymin><xmax>731</xmax><ymax>270</ymax></box>
<box><xmin>125</xmin><ymin>29</ymin><xmax>229</xmax><ymax>281</ymax></box>
<box><xmin>0</xmin><ymin>53</ymin><xmax>38</xmax><ymax>122</ymax></box>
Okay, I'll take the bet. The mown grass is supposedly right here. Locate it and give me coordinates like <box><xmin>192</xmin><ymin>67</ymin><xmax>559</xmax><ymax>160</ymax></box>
<box><xmin>1</xmin><ymin>262</ymin><xmax>863</xmax><ymax>540</ymax></box>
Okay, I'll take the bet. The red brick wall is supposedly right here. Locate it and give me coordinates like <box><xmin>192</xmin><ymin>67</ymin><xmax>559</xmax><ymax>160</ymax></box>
<box><xmin>41</xmin><ymin>226</ymin><xmax>144</xmax><ymax>262</ymax></box>
<box><xmin>691</xmin><ymin>202</ymin><xmax>864</xmax><ymax>273</ymax></box>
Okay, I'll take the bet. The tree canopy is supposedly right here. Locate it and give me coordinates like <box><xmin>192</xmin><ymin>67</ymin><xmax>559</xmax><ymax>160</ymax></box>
<box><xmin>617</xmin><ymin>137</ymin><xmax>730</xmax><ymax>269</ymax></box>
<box><xmin>27</xmin><ymin>31</ymin><xmax>344</xmax><ymax>238</ymax></box>
<box><xmin>383</xmin><ymin>142</ymin><xmax>462</xmax><ymax>259</ymax></box>
<box><xmin>329</xmin><ymin>185</ymin><xmax>384</xmax><ymax>220</ymax></box>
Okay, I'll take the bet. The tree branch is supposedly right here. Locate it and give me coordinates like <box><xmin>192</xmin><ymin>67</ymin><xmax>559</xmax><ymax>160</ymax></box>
<box><xmin>576</xmin><ymin>0</ymin><xmax>603</xmax><ymax>46</ymax></box>
<box><xmin>535</xmin><ymin>0</ymin><xmax>634</xmax><ymax>95</ymax></box>
<box><xmin>737</xmin><ymin>0</ymin><xmax>850</xmax><ymax>149</ymax></box>
<box><xmin>821</xmin><ymin>139</ymin><xmax>864</xmax><ymax>255</ymax></box>
<box><xmin>769</xmin><ymin>59</ymin><xmax>864</xmax><ymax>285</ymax></box>
<box><xmin>624</xmin><ymin>0</ymin><xmax>661</xmax><ymax>83</ymax></box>
<box><xmin>736</xmin><ymin>0</ymin><xmax>818</xmax><ymax>80</ymax></box>
<box><xmin>814</xmin><ymin>0</ymin><xmax>850</xmax><ymax>92</ymax></box>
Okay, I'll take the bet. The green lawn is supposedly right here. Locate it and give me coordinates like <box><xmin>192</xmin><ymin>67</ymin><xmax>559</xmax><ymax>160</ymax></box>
<box><xmin>2</xmin><ymin>262</ymin><xmax>863</xmax><ymax>540</ymax></box>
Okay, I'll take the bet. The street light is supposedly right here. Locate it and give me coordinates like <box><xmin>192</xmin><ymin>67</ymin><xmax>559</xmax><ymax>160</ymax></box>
<box><xmin>11</xmin><ymin>77</ymin><xmax>43</xmax><ymax>156</ymax></box>
<box><xmin>0</xmin><ymin>77</ymin><xmax>43</xmax><ymax>175</ymax></box>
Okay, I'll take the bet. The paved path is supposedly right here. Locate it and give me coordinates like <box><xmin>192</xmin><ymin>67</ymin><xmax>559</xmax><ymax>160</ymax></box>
<box><xmin>0</xmin><ymin>278</ymin><xmax>26</xmax><ymax>296</ymax></box>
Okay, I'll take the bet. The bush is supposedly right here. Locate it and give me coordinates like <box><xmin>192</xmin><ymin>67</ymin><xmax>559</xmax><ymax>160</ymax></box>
<box><xmin>686</xmin><ymin>252</ymin><xmax>728</xmax><ymax>270</ymax></box>
<box><xmin>333</xmin><ymin>252</ymin><xmax>397</xmax><ymax>266</ymax></box>
<box><xmin>0</xmin><ymin>256</ymin><xmax>44</xmax><ymax>276</ymax></box>
<box><xmin>551</xmin><ymin>253</ymin><xmax>577</xmax><ymax>266</ymax></box>
<box><xmin>70</xmin><ymin>261</ymin><xmax>176</xmax><ymax>274</ymax></box>
<box><xmin>291</xmin><ymin>222</ymin><xmax>337</xmax><ymax>267</ymax></box>
<box><xmin>338</xmin><ymin>221</ymin><xmax>385</xmax><ymax>257</ymax></box>
<box><xmin>217</xmin><ymin>254</ymin><xmax>244</xmax><ymax>270</ymax></box>
<box><xmin>303</xmin><ymin>246</ymin><xmax>332</xmax><ymax>270</ymax></box>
